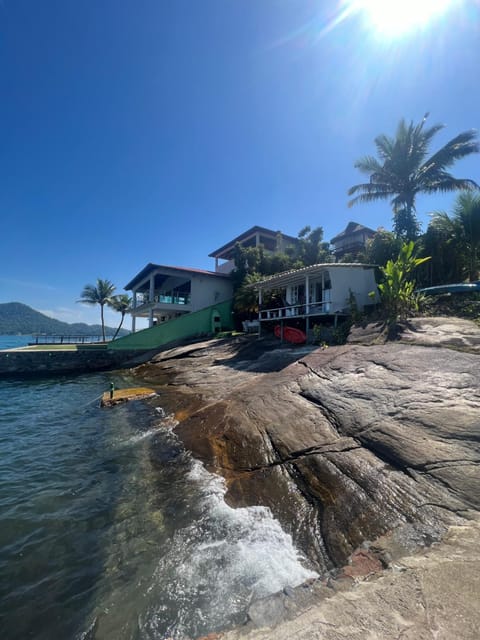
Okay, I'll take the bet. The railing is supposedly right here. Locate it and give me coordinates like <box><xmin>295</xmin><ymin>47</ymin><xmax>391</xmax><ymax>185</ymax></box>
<box><xmin>135</xmin><ymin>292</ymin><xmax>191</xmax><ymax>306</ymax></box>
<box><xmin>259</xmin><ymin>301</ymin><xmax>332</xmax><ymax>320</ymax></box>
<box><xmin>30</xmin><ymin>335</ymin><xmax>113</xmax><ymax>345</ymax></box>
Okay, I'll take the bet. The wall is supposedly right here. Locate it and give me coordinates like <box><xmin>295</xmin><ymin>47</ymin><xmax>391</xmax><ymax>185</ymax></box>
<box><xmin>0</xmin><ymin>348</ymin><xmax>152</xmax><ymax>378</ymax></box>
<box><xmin>110</xmin><ymin>300</ymin><xmax>234</xmax><ymax>350</ymax></box>
<box><xmin>329</xmin><ymin>267</ymin><xmax>378</xmax><ymax>311</ymax></box>
<box><xmin>190</xmin><ymin>275</ymin><xmax>233</xmax><ymax>311</ymax></box>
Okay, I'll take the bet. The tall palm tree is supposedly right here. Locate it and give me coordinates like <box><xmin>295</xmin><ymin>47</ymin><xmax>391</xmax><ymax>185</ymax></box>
<box><xmin>108</xmin><ymin>294</ymin><xmax>132</xmax><ymax>340</ymax></box>
<box><xmin>348</xmin><ymin>114</ymin><xmax>479</xmax><ymax>240</ymax></box>
<box><xmin>78</xmin><ymin>279</ymin><xmax>116</xmax><ymax>341</ymax></box>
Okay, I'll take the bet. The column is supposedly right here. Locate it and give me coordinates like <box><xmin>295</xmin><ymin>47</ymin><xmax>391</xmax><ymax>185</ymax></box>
<box><xmin>149</xmin><ymin>274</ymin><xmax>155</xmax><ymax>303</ymax></box>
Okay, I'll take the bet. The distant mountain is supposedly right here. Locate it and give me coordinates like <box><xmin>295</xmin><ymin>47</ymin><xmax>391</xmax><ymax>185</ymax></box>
<box><xmin>0</xmin><ymin>302</ymin><xmax>130</xmax><ymax>337</ymax></box>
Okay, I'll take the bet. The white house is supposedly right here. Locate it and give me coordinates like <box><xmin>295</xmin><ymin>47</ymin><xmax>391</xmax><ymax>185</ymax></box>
<box><xmin>125</xmin><ymin>263</ymin><xmax>233</xmax><ymax>331</ymax></box>
<box><xmin>251</xmin><ymin>263</ymin><xmax>379</xmax><ymax>335</ymax></box>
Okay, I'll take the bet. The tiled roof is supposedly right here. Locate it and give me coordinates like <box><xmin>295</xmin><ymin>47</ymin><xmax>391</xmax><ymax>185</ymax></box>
<box><xmin>330</xmin><ymin>222</ymin><xmax>376</xmax><ymax>244</ymax></box>
<box><xmin>248</xmin><ymin>262</ymin><xmax>377</xmax><ymax>289</ymax></box>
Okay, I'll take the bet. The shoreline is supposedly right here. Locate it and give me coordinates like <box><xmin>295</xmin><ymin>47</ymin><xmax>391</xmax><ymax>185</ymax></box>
<box><xmin>129</xmin><ymin>318</ymin><xmax>480</xmax><ymax>638</ymax></box>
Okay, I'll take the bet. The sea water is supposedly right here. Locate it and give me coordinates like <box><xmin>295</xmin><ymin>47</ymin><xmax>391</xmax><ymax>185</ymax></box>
<box><xmin>0</xmin><ymin>336</ymin><xmax>316</xmax><ymax>639</ymax></box>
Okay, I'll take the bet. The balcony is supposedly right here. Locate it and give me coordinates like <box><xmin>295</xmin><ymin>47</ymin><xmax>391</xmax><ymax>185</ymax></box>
<box><xmin>133</xmin><ymin>291</ymin><xmax>192</xmax><ymax>312</ymax></box>
<box><xmin>259</xmin><ymin>301</ymin><xmax>333</xmax><ymax>321</ymax></box>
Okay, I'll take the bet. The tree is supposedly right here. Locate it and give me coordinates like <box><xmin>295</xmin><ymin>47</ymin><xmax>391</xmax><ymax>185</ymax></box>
<box><xmin>376</xmin><ymin>241</ymin><xmax>430</xmax><ymax>325</ymax></box>
<box><xmin>296</xmin><ymin>226</ymin><xmax>333</xmax><ymax>266</ymax></box>
<box><xmin>363</xmin><ymin>228</ymin><xmax>402</xmax><ymax>267</ymax></box>
<box><xmin>348</xmin><ymin>114</ymin><xmax>479</xmax><ymax>240</ymax></box>
<box><xmin>233</xmin><ymin>273</ymin><xmax>263</xmax><ymax>317</ymax></box>
<box><xmin>108</xmin><ymin>294</ymin><xmax>132</xmax><ymax>340</ymax></box>
<box><xmin>450</xmin><ymin>192</ymin><xmax>480</xmax><ymax>281</ymax></box>
<box><xmin>78</xmin><ymin>279</ymin><xmax>116</xmax><ymax>341</ymax></box>
<box><xmin>427</xmin><ymin>192</ymin><xmax>480</xmax><ymax>283</ymax></box>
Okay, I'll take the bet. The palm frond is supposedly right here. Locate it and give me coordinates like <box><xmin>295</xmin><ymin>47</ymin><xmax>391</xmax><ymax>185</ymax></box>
<box><xmin>348</xmin><ymin>190</ymin><xmax>393</xmax><ymax>207</ymax></box>
<box><xmin>353</xmin><ymin>155</ymin><xmax>384</xmax><ymax>175</ymax></box>
<box><xmin>421</xmin><ymin>130</ymin><xmax>479</xmax><ymax>173</ymax></box>
<box><xmin>421</xmin><ymin>175</ymin><xmax>480</xmax><ymax>194</ymax></box>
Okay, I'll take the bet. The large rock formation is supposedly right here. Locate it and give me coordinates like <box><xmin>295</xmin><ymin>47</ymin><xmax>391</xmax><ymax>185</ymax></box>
<box><xmin>133</xmin><ymin>318</ymin><xmax>480</xmax><ymax>577</ymax></box>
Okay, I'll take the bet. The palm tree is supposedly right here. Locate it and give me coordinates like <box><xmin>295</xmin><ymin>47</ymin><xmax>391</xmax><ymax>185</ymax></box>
<box><xmin>348</xmin><ymin>114</ymin><xmax>479</xmax><ymax>240</ymax></box>
<box><xmin>428</xmin><ymin>192</ymin><xmax>480</xmax><ymax>282</ymax></box>
<box><xmin>109</xmin><ymin>294</ymin><xmax>132</xmax><ymax>340</ymax></box>
<box><xmin>78</xmin><ymin>279</ymin><xmax>116</xmax><ymax>341</ymax></box>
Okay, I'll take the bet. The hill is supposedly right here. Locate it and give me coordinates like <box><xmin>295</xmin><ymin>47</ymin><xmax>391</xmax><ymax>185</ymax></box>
<box><xmin>0</xmin><ymin>302</ymin><xmax>129</xmax><ymax>337</ymax></box>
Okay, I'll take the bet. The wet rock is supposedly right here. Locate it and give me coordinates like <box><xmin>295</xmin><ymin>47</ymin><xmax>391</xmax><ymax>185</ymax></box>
<box><xmin>247</xmin><ymin>593</ymin><xmax>287</xmax><ymax>628</ymax></box>
<box><xmin>132</xmin><ymin>320</ymin><xmax>480</xmax><ymax>573</ymax></box>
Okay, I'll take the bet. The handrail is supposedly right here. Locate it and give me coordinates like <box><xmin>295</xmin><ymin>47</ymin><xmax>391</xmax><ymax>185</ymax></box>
<box><xmin>258</xmin><ymin>301</ymin><xmax>331</xmax><ymax>320</ymax></box>
<box><xmin>30</xmin><ymin>335</ymin><xmax>113</xmax><ymax>344</ymax></box>
<box><xmin>136</xmin><ymin>292</ymin><xmax>191</xmax><ymax>306</ymax></box>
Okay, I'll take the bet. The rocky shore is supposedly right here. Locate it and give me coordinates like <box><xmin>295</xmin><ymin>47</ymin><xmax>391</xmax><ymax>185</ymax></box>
<box><xmin>130</xmin><ymin>317</ymin><xmax>480</xmax><ymax>639</ymax></box>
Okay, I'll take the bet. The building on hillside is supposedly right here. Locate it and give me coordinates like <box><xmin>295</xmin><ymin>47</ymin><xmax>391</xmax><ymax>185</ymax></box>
<box><xmin>125</xmin><ymin>264</ymin><xmax>233</xmax><ymax>331</ymax></box>
<box><xmin>209</xmin><ymin>225</ymin><xmax>298</xmax><ymax>274</ymax></box>
<box><xmin>250</xmin><ymin>262</ymin><xmax>378</xmax><ymax>337</ymax></box>
<box><xmin>124</xmin><ymin>224</ymin><xmax>377</xmax><ymax>334</ymax></box>
<box><xmin>330</xmin><ymin>222</ymin><xmax>376</xmax><ymax>260</ymax></box>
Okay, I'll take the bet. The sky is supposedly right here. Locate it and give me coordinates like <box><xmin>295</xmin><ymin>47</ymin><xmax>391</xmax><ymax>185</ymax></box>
<box><xmin>1</xmin><ymin>0</ymin><xmax>479</xmax><ymax>329</ymax></box>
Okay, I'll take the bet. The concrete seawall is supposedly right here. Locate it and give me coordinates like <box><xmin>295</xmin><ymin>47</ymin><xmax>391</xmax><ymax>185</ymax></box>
<box><xmin>0</xmin><ymin>348</ymin><xmax>155</xmax><ymax>378</ymax></box>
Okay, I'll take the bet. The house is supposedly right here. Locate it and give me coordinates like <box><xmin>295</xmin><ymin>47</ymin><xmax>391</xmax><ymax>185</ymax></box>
<box><xmin>124</xmin><ymin>223</ymin><xmax>377</xmax><ymax>335</ymax></box>
<box><xmin>330</xmin><ymin>222</ymin><xmax>376</xmax><ymax>260</ymax></box>
<box><xmin>251</xmin><ymin>262</ymin><xmax>379</xmax><ymax>336</ymax></box>
<box><xmin>125</xmin><ymin>263</ymin><xmax>233</xmax><ymax>331</ymax></box>
<box><xmin>209</xmin><ymin>225</ymin><xmax>298</xmax><ymax>274</ymax></box>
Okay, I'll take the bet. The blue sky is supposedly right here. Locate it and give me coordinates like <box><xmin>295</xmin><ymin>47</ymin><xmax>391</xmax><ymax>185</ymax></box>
<box><xmin>1</xmin><ymin>0</ymin><xmax>479</xmax><ymax>328</ymax></box>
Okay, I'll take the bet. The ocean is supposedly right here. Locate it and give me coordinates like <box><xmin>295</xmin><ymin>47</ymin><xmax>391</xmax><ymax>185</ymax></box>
<box><xmin>0</xmin><ymin>336</ymin><xmax>316</xmax><ymax>639</ymax></box>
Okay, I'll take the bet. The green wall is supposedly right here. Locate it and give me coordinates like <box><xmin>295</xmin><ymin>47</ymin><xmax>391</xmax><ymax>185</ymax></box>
<box><xmin>109</xmin><ymin>300</ymin><xmax>233</xmax><ymax>350</ymax></box>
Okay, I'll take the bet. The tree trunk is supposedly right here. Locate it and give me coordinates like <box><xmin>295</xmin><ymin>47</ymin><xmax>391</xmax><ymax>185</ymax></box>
<box><xmin>112</xmin><ymin>313</ymin><xmax>125</xmax><ymax>341</ymax></box>
<box><xmin>101</xmin><ymin>304</ymin><xmax>106</xmax><ymax>342</ymax></box>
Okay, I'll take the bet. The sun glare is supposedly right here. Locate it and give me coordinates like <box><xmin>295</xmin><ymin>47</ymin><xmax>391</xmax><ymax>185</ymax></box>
<box><xmin>353</xmin><ymin>0</ymin><xmax>453</xmax><ymax>37</ymax></box>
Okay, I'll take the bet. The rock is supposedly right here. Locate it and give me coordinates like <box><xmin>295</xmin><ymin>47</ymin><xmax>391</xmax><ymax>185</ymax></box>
<box><xmin>247</xmin><ymin>593</ymin><xmax>287</xmax><ymax>628</ymax></box>
<box><xmin>342</xmin><ymin>548</ymin><xmax>383</xmax><ymax>578</ymax></box>
<box><xmin>132</xmin><ymin>320</ymin><xmax>480</xmax><ymax>572</ymax></box>
<box><xmin>222</xmin><ymin>518</ymin><xmax>480</xmax><ymax>640</ymax></box>
<box><xmin>100</xmin><ymin>387</ymin><xmax>156</xmax><ymax>407</ymax></box>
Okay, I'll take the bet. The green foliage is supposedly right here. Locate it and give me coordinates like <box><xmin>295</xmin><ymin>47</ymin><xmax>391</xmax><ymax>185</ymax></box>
<box><xmin>348</xmin><ymin>114</ymin><xmax>479</xmax><ymax>241</ymax></box>
<box><xmin>377</xmin><ymin>241</ymin><xmax>431</xmax><ymax>323</ymax></box>
<box><xmin>425</xmin><ymin>192</ymin><xmax>480</xmax><ymax>284</ymax></box>
<box><xmin>347</xmin><ymin>290</ymin><xmax>362</xmax><ymax>323</ymax></box>
<box><xmin>297</xmin><ymin>226</ymin><xmax>333</xmax><ymax>266</ymax></box>
<box><xmin>230</xmin><ymin>226</ymin><xmax>333</xmax><ymax>317</ymax></box>
<box><xmin>363</xmin><ymin>228</ymin><xmax>403</xmax><ymax>267</ymax></box>
<box><xmin>108</xmin><ymin>294</ymin><xmax>132</xmax><ymax>340</ymax></box>
<box><xmin>392</xmin><ymin>208</ymin><xmax>421</xmax><ymax>241</ymax></box>
<box><xmin>312</xmin><ymin>320</ymin><xmax>351</xmax><ymax>346</ymax></box>
<box><xmin>233</xmin><ymin>272</ymin><xmax>263</xmax><ymax>315</ymax></box>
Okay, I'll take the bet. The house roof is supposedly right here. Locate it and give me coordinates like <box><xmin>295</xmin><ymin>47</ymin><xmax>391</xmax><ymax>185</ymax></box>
<box><xmin>208</xmin><ymin>226</ymin><xmax>298</xmax><ymax>259</ymax></box>
<box><xmin>330</xmin><ymin>222</ymin><xmax>376</xmax><ymax>245</ymax></box>
<box><xmin>249</xmin><ymin>263</ymin><xmax>377</xmax><ymax>290</ymax></box>
<box><xmin>125</xmin><ymin>263</ymin><xmax>230</xmax><ymax>290</ymax></box>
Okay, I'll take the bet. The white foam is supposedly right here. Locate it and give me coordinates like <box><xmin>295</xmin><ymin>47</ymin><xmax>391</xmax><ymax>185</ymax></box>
<box><xmin>147</xmin><ymin>460</ymin><xmax>317</xmax><ymax>636</ymax></box>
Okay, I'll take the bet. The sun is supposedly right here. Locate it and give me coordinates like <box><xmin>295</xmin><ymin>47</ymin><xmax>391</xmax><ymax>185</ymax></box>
<box><xmin>352</xmin><ymin>0</ymin><xmax>454</xmax><ymax>37</ymax></box>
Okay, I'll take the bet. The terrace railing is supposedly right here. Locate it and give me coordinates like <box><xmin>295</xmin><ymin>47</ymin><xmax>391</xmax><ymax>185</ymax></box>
<box><xmin>258</xmin><ymin>301</ymin><xmax>332</xmax><ymax>320</ymax></box>
<box><xmin>30</xmin><ymin>335</ymin><xmax>113</xmax><ymax>345</ymax></box>
<box><xmin>136</xmin><ymin>292</ymin><xmax>191</xmax><ymax>306</ymax></box>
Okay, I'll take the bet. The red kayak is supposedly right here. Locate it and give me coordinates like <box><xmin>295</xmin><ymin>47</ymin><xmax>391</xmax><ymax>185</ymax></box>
<box><xmin>274</xmin><ymin>325</ymin><xmax>306</xmax><ymax>344</ymax></box>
